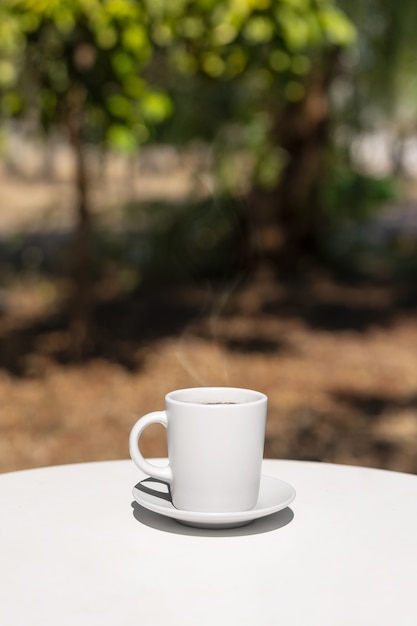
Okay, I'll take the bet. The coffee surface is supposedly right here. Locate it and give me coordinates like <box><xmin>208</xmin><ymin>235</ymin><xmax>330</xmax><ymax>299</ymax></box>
<box><xmin>201</xmin><ymin>401</ymin><xmax>238</xmax><ymax>405</ymax></box>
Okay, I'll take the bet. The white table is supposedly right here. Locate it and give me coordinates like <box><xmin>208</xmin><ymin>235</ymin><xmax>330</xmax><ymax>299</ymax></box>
<box><xmin>1</xmin><ymin>459</ymin><xmax>416</xmax><ymax>626</ymax></box>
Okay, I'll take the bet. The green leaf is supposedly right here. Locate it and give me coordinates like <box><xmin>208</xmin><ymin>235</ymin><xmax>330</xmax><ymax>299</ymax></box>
<box><xmin>202</xmin><ymin>53</ymin><xmax>225</xmax><ymax>77</ymax></box>
<box><xmin>170</xmin><ymin>46</ymin><xmax>197</xmax><ymax>74</ymax></box>
<box><xmin>111</xmin><ymin>51</ymin><xmax>135</xmax><ymax>76</ymax></box>
<box><xmin>106</xmin><ymin>124</ymin><xmax>136</xmax><ymax>152</ymax></box>
<box><xmin>142</xmin><ymin>91</ymin><xmax>173</xmax><ymax>122</ymax></box>
<box><xmin>284</xmin><ymin>80</ymin><xmax>305</xmax><ymax>101</ymax></box>
<box><xmin>0</xmin><ymin>60</ymin><xmax>16</xmax><ymax>87</ymax></box>
<box><xmin>256</xmin><ymin>150</ymin><xmax>283</xmax><ymax>188</ymax></box>
<box><xmin>318</xmin><ymin>8</ymin><xmax>356</xmax><ymax>46</ymax></box>
<box><xmin>1</xmin><ymin>92</ymin><xmax>23</xmax><ymax>114</ymax></box>
<box><xmin>151</xmin><ymin>23</ymin><xmax>173</xmax><ymax>46</ymax></box>
<box><xmin>122</xmin><ymin>24</ymin><xmax>149</xmax><ymax>53</ymax></box>
<box><xmin>291</xmin><ymin>54</ymin><xmax>311</xmax><ymax>75</ymax></box>
<box><xmin>106</xmin><ymin>94</ymin><xmax>131</xmax><ymax>119</ymax></box>
<box><xmin>105</xmin><ymin>0</ymin><xmax>138</xmax><ymax>20</ymax></box>
<box><xmin>248</xmin><ymin>0</ymin><xmax>272</xmax><ymax>9</ymax></box>
<box><xmin>212</xmin><ymin>22</ymin><xmax>238</xmax><ymax>46</ymax></box>
<box><xmin>96</xmin><ymin>26</ymin><xmax>118</xmax><ymax>49</ymax></box>
<box><xmin>225</xmin><ymin>46</ymin><xmax>248</xmax><ymax>76</ymax></box>
<box><xmin>276</xmin><ymin>8</ymin><xmax>310</xmax><ymax>50</ymax></box>
<box><xmin>243</xmin><ymin>16</ymin><xmax>274</xmax><ymax>44</ymax></box>
<box><xmin>269</xmin><ymin>50</ymin><xmax>291</xmax><ymax>72</ymax></box>
<box><xmin>181</xmin><ymin>16</ymin><xmax>205</xmax><ymax>39</ymax></box>
<box><xmin>123</xmin><ymin>75</ymin><xmax>146</xmax><ymax>99</ymax></box>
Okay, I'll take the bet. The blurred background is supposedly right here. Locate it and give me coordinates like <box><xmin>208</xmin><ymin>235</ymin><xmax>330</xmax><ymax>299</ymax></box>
<box><xmin>1</xmin><ymin>0</ymin><xmax>417</xmax><ymax>474</ymax></box>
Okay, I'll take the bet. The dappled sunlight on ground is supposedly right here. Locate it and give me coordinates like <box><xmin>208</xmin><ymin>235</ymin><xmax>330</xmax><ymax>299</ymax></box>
<box><xmin>1</xmin><ymin>269</ymin><xmax>417</xmax><ymax>474</ymax></box>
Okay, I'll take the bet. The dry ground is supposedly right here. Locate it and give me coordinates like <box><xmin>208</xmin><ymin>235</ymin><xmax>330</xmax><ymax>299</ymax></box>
<box><xmin>1</xmin><ymin>145</ymin><xmax>417</xmax><ymax>476</ymax></box>
<box><xmin>1</xmin><ymin>266</ymin><xmax>417</xmax><ymax>475</ymax></box>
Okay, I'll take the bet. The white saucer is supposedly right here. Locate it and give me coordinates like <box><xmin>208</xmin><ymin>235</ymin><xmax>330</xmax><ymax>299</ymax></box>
<box><xmin>132</xmin><ymin>475</ymin><xmax>296</xmax><ymax>529</ymax></box>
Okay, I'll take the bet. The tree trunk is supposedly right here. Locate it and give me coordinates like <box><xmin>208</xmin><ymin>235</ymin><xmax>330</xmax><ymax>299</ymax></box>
<box><xmin>67</xmin><ymin>94</ymin><xmax>94</xmax><ymax>357</ymax></box>
<box><xmin>249</xmin><ymin>49</ymin><xmax>340</xmax><ymax>270</ymax></box>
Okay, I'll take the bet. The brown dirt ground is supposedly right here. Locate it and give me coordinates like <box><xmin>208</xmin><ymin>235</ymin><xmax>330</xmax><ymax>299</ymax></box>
<box><xmin>1</xmin><ymin>265</ymin><xmax>417</xmax><ymax>475</ymax></box>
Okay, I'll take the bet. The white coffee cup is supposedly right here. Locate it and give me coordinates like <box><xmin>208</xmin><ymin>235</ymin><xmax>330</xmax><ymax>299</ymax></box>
<box><xmin>129</xmin><ymin>387</ymin><xmax>268</xmax><ymax>513</ymax></box>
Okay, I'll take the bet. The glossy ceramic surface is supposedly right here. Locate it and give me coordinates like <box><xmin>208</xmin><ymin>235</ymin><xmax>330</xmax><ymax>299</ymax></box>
<box><xmin>129</xmin><ymin>387</ymin><xmax>268</xmax><ymax>512</ymax></box>
<box><xmin>132</xmin><ymin>474</ymin><xmax>296</xmax><ymax>528</ymax></box>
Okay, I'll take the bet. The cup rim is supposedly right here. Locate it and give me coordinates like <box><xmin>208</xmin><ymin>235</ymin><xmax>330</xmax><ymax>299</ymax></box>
<box><xmin>165</xmin><ymin>386</ymin><xmax>267</xmax><ymax>406</ymax></box>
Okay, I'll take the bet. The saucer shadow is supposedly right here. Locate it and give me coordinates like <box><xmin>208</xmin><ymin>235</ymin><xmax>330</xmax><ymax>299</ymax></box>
<box><xmin>131</xmin><ymin>478</ymin><xmax>294</xmax><ymax>537</ymax></box>
<box><xmin>135</xmin><ymin>476</ymin><xmax>172</xmax><ymax>501</ymax></box>
<box><xmin>131</xmin><ymin>501</ymin><xmax>294</xmax><ymax>537</ymax></box>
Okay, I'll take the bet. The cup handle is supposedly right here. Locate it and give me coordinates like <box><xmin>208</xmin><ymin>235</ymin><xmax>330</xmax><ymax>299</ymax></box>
<box><xmin>129</xmin><ymin>411</ymin><xmax>173</xmax><ymax>484</ymax></box>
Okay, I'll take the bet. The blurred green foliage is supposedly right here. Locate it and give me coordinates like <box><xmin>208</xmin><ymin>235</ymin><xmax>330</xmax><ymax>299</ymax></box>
<box><xmin>338</xmin><ymin>0</ymin><xmax>417</xmax><ymax>127</ymax></box>
<box><xmin>94</xmin><ymin>196</ymin><xmax>247</xmax><ymax>283</ymax></box>
<box><xmin>0</xmin><ymin>0</ymin><xmax>355</xmax><ymax>179</ymax></box>
<box><xmin>323</xmin><ymin>170</ymin><xmax>398</xmax><ymax>221</ymax></box>
<box><xmin>153</xmin><ymin>0</ymin><xmax>356</xmax><ymax>193</ymax></box>
<box><xmin>0</xmin><ymin>1</ymin><xmax>362</xmax><ymax>291</ymax></box>
<box><xmin>0</xmin><ymin>0</ymin><xmax>174</xmax><ymax>149</ymax></box>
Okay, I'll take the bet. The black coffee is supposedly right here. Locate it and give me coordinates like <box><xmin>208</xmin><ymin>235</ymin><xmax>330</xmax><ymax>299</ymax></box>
<box><xmin>201</xmin><ymin>401</ymin><xmax>239</xmax><ymax>405</ymax></box>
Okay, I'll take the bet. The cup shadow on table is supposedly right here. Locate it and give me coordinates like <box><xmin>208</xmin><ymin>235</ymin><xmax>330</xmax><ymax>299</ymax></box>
<box><xmin>131</xmin><ymin>478</ymin><xmax>294</xmax><ymax>538</ymax></box>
